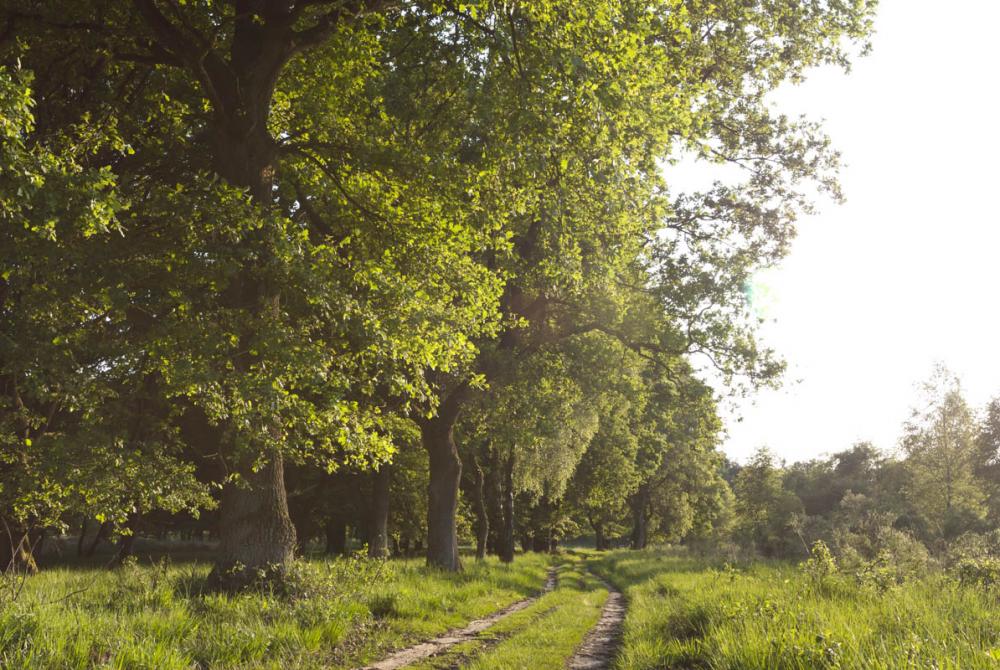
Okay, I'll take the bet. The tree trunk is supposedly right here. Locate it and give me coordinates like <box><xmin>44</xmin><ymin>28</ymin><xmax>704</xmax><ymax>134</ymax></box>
<box><xmin>485</xmin><ymin>448</ymin><xmax>503</xmax><ymax>555</ymax></box>
<box><xmin>205</xmin><ymin>69</ymin><xmax>292</xmax><ymax>588</ymax></box>
<box><xmin>368</xmin><ymin>465</ymin><xmax>391</xmax><ymax>559</ymax></box>
<box><xmin>420</xmin><ymin>389</ymin><xmax>465</xmax><ymax>571</ymax></box>
<box><xmin>594</xmin><ymin>522</ymin><xmax>606</xmax><ymax>551</ymax></box>
<box><xmin>325</xmin><ymin>519</ymin><xmax>347</xmax><ymax>556</ymax></box>
<box><xmin>85</xmin><ymin>521</ymin><xmax>110</xmax><ymax>557</ymax></box>
<box><xmin>114</xmin><ymin>514</ymin><xmax>140</xmax><ymax>566</ymax></box>
<box><xmin>500</xmin><ymin>454</ymin><xmax>516</xmax><ymax>563</ymax></box>
<box><xmin>630</xmin><ymin>485</ymin><xmax>650</xmax><ymax>550</ymax></box>
<box><xmin>116</xmin><ymin>533</ymin><xmax>137</xmax><ymax>565</ymax></box>
<box><xmin>208</xmin><ymin>452</ymin><xmax>297</xmax><ymax>589</ymax></box>
<box><xmin>76</xmin><ymin>519</ymin><xmax>88</xmax><ymax>557</ymax></box>
<box><xmin>471</xmin><ymin>456</ymin><xmax>488</xmax><ymax>561</ymax></box>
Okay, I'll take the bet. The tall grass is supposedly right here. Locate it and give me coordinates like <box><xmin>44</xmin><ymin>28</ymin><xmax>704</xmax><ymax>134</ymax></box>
<box><xmin>594</xmin><ymin>548</ymin><xmax>1000</xmax><ymax>670</ymax></box>
<box><xmin>0</xmin><ymin>552</ymin><xmax>551</xmax><ymax>669</ymax></box>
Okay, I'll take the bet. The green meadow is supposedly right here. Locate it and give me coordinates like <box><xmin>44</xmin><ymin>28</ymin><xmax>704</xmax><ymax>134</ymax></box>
<box><xmin>6</xmin><ymin>548</ymin><xmax>1000</xmax><ymax>669</ymax></box>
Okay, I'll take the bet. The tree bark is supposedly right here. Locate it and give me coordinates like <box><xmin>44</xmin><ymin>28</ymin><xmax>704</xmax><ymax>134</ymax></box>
<box><xmin>594</xmin><ymin>522</ymin><xmax>606</xmax><ymax>551</ymax></box>
<box><xmin>630</xmin><ymin>485</ymin><xmax>650</xmax><ymax>550</ymax></box>
<box><xmin>420</xmin><ymin>387</ymin><xmax>465</xmax><ymax>571</ymax></box>
<box><xmin>208</xmin><ymin>452</ymin><xmax>297</xmax><ymax>589</ymax></box>
<box><xmin>422</xmin><ymin>412</ymin><xmax>463</xmax><ymax>571</ymax></box>
<box><xmin>500</xmin><ymin>454</ymin><xmax>516</xmax><ymax>563</ymax></box>
<box><xmin>471</xmin><ymin>456</ymin><xmax>488</xmax><ymax>561</ymax></box>
<box><xmin>368</xmin><ymin>464</ymin><xmax>391</xmax><ymax>558</ymax></box>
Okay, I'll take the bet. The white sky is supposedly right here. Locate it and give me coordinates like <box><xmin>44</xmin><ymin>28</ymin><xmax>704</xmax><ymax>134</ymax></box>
<box><xmin>719</xmin><ymin>0</ymin><xmax>1000</xmax><ymax>463</ymax></box>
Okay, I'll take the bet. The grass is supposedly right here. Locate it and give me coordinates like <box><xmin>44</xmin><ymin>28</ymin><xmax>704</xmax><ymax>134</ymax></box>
<box><xmin>17</xmin><ymin>544</ymin><xmax>998</xmax><ymax>669</ymax></box>
<box><xmin>592</xmin><ymin>548</ymin><xmax>1000</xmax><ymax>670</ymax></box>
<box><xmin>0</xmin><ymin>551</ymin><xmax>552</xmax><ymax>669</ymax></box>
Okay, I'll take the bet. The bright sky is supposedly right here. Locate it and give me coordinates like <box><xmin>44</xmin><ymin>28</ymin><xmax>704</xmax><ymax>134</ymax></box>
<box><xmin>720</xmin><ymin>0</ymin><xmax>1000</xmax><ymax>464</ymax></box>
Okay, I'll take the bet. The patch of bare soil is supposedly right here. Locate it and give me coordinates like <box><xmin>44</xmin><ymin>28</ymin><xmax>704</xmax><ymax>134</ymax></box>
<box><xmin>566</xmin><ymin>577</ymin><xmax>625</xmax><ymax>670</ymax></box>
<box><xmin>358</xmin><ymin>568</ymin><xmax>558</xmax><ymax>670</ymax></box>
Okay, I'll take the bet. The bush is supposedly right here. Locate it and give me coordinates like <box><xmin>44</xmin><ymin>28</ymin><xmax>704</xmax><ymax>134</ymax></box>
<box><xmin>800</xmin><ymin>540</ymin><xmax>838</xmax><ymax>592</ymax></box>
<box><xmin>954</xmin><ymin>557</ymin><xmax>1000</xmax><ymax>588</ymax></box>
<box><xmin>945</xmin><ymin>530</ymin><xmax>1000</xmax><ymax>566</ymax></box>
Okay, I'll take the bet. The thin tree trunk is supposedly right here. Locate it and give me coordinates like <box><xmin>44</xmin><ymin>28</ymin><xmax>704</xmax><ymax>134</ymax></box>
<box><xmin>500</xmin><ymin>454</ymin><xmax>516</xmax><ymax>563</ymax></box>
<box><xmin>325</xmin><ymin>519</ymin><xmax>347</xmax><ymax>556</ymax></box>
<box><xmin>208</xmin><ymin>452</ymin><xmax>297</xmax><ymax>589</ymax></box>
<box><xmin>368</xmin><ymin>464</ymin><xmax>391</xmax><ymax>559</ymax></box>
<box><xmin>85</xmin><ymin>521</ymin><xmax>110</xmax><ymax>557</ymax></box>
<box><xmin>594</xmin><ymin>522</ymin><xmax>606</xmax><ymax>551</ymax></box>
<box><xmin>114</xmin><ymin>514</ymin><xmax>140</xmax><ymax>566</ymax></box>
<box><xmin>471</xmin><ymin>456</ymin><xmax>488</xmax><ymax>561</ymax></box>
<box><xmin>77</xmin><ymin>519</ymin><xmax>88</xmax><ymax>557</ymax></box>
<box><xmin>116</xmin><ymin>534</ymin><xmax>137</xmax><ymax>565</ymax></box>
<box><xmin>485</xmin><ymin>448</ymin><xmax>503</xmax><ymax>555</ymax></box>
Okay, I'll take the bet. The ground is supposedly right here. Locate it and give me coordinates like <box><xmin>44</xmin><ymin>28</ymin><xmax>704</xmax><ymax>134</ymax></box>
<box><xmin>3</xmin><ymin>548</ymin><xmax>1000</xmax><ymax>669</ymax></box>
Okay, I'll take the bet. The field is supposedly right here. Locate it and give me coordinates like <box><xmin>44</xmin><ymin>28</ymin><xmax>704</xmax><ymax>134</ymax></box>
<box><xmin>594</xmin><ymin>550</ymin><xmax>1000</xmax><ymax>670</ymax></box>
<box><xmin>3</xmin><ymin>548</ymin><xmax>1000</xmax><ymax>669</ymax></box>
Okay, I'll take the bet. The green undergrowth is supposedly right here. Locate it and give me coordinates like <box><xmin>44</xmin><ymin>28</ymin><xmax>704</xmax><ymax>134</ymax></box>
<box><xmin>410</xmin><ymin>556</ymin><xmax>608</xmax><ymax>670</ymax></box>
<box><xmin>592</xmin><ymin>548</ymin><xmax>1000</xmax><ymax>670</ymax></box>
<box><xmin>0</xmin><ymin>552</ymin><xmax>551</xmax><ymax>669</ymax></box>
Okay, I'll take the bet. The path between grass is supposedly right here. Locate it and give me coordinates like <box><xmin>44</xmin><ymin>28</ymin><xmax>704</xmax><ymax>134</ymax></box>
<box><xmin>566</xmin><ymin>574</ymin><xmax>625</xmax><ymax>670</ymax></box>
<box><xmin>357</xmin><ymin>568</ymin><xmax>559</xmax><ymax>670</ymax></box>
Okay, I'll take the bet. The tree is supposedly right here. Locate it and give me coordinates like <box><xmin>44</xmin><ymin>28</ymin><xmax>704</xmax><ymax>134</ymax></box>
<box><xmin>458</xmin><ymin>335</ymin><xmax>619</xmax><ymax>562</ymax></box>
<box><xmin>414</xmin><ymin>0</ymin><xmax>875</xmax><ymax>569</ymax></box>
<box><xmin>5</xmin><ymin>1</ymin><xmax>505</xmax><ymax>585</ymax></box>
<box><xmin>566</xmin><ymin>400</ymin><xmax>640</xmax><ymax>550</ymax></box>
<box><xmin>0</xmin><ymin>65</ymin><xmax>212</xmax><ymax>571</ymax></box>
<box><xmin>901</xmin><ymin>365</ymin><xmax>985</xmax><ymax>542</ymax></box>
<box><xmin>628</xmin><ymin>369</ymin><xmax>725</xmax><ymax>549</ymax></box>
<box><xmin>732</xmin><ymin>447</ymin><xmax>803</xmax><ymax>557</ymax></box>
<box><xmin>976</xmin><ymin>398</ymin><xmax>1000</xmax><ymax>527</ymax></box>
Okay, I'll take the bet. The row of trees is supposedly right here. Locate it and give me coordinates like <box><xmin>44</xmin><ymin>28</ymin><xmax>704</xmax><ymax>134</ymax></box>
<box><xmin>0</xmin><ymin>0</ymin><xmax>876</xmax><ymax>588</ymax></box>
<box><xmin>730</xmin><ymin>365</ymin><xmax>1000</xmax><ymax>563</ymax></box>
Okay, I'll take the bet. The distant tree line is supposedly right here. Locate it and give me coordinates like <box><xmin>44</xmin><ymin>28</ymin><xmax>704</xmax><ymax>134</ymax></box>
<box><xmin>726</xmin><ymin>364</ymin><xmax>1000</xmax><ymax>573</ymax></box>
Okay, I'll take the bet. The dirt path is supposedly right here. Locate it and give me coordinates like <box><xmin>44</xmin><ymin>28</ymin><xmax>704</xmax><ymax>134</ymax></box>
<box><xmin>358</xmin><ymin>569</ymin><xmax>558</xmax><ymax>670</ymax></box>
<box><xmin>566</xmin><ymin>577</ymin><xmax>625</xmax><ymax>670</ymax></box>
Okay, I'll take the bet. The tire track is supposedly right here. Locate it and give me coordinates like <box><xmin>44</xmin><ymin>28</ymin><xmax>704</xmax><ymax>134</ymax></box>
<box><xmin>358</xmin><ymin>568</ymin><xmax>558</xmax><ymax>670</ymax></box>
<box><xmin>566</xmin><ymin>576</ymin><xmax>625</xmax><ymax>670</ymax></box>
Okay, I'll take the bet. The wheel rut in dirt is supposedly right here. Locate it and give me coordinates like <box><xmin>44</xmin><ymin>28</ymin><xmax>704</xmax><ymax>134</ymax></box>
<box><xmin>566</xmin><ymin>576</ymin><xmax>625</xmax><ymax>670</ymax></box>
<box><xmin>358</xmin><ymin>568</ymin><xmax>558</xmax><ymax>670</ymax></box>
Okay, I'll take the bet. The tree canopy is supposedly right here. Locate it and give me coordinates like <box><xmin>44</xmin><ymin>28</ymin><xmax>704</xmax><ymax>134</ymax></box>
<box><xmin>1</xmin><ymin>0</ymin><xmax>877</xmax><ymax>581</ymax></box>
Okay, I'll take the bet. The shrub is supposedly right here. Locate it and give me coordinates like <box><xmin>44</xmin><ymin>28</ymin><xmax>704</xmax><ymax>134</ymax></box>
<box><xmin>800</xmin><ymin>540</ymin><xmax>838</xmax><ymax>588</ymax></box>
<box><xmin>954</xmin><ymin>557</ymin><xmax>1000</xmax><ymax>588</ymax></box>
